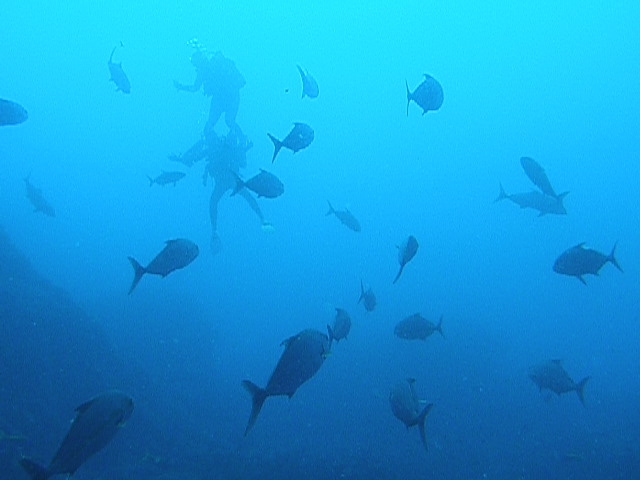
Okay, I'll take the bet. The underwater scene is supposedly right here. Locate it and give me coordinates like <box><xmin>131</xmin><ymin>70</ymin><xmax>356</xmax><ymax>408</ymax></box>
<box><xmin>1</xmin><ymin>1</ymin><xmax>639</xmax><ymax>479</ymax></box>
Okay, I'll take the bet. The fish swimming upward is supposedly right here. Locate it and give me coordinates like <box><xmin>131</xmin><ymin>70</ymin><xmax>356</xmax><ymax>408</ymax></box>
<box><xmin>108</xmin><ymin>42</ymin><xmax>131</xmax><ymax>94</ymax></box>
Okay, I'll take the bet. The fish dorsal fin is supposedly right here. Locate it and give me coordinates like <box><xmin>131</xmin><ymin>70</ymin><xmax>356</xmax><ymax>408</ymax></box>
<box><xmin>573</xmin><ymin>242</ymin><xmax>586</xmax><ymax>249</ymax></box>
<box><xmin>75</xmin><ymin>398</ymin><xmax>96</xmax><ymax>414</ymax></box>
<box><xmin>165</xmin><ymin>239</ymin><xmax>179</xmax><ymax>245</ymax></box>
<box><xmin>280</xmin><ymin>334</ymin><xmax>298</xmax><ymax>348</ymax></box>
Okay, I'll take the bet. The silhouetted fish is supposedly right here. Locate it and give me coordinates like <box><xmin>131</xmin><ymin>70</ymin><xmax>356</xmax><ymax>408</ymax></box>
<box><xmin>297</xmin><ymin>65</ymin><xmax>319</xmax><ymax>99</ymax></box>
<box><xmin>406</xmin><ymin>74</ymin><xmax>443</xmax><ymax>116</ymax></box>
<box><xmin>389</xmin><ymin>379</ymin><xmax>433</xmax><ymax>451</ymax></box>
<box><xmin>232</xmin><ymin>169</ymin><xmax>284</xmax><ymax>198</ymax></box>
<box><xmin>169</xmin><ymin>139</ymin><xmax>208</xmax><ymax>167</ymax></box>
<box><xmin>327</xmin><ymin>308</ymin><xmax>351</xmax><ymax>343</ymax></box>
<box><xmin>20</xmin><ymin>391</ymin><xmax>133</xmax><ymax>480</ymax></box>
<box><xmin>495</xmin><ymin>183</ymin><xmax>568</xmax><ymax>216</ymax></box>
<box><xmin>0</xmin><ymin>98</ymin><xmax>28</xmax><ymax>126</ymax></box>
<box><xmin>128</xmin><ymin>238</ymin><xmax>199</xmax><ymax>294</ymax></box>
<box><xmin>553</xmin><ymin>242</ymin><xmax>622</xmax><ymax>285</ymax></box>
<box><xmin>394</xmin><ymin>235</ymin><xmax>419</xmax><ymax>284</ymax></box>
<box><xmin>268</xmin><ymin>123</ymin><xmax>314</xmax><ymax>163</ymax></box>
<box><xmin>242</xmin><ymin>329</ymin><xmax>331</xmax><ymax>435</ymax></box>
<box><xmin>147</xmin><ymin>171</ymin><xmax>186</xmax><ymax>187</ymax></box>
<box><xmin>24</xmin><ymin>176</ymin><xmax>55</xmax><ymax>217</ymax></box>
<box><xmin>394</xmin><ymin>314</ymin><xmax>443</xmax><ymax>341</ymax></box>
<box><xmin>326</xmin><ymin>201</ymin><xmax>361</xmax><ymax>232</ymax></box>
<box><xmin>108</xmin><ymin>42</ymin><xmax>131</xmax><ymax>94</ymax></box>
<box><xmin>358</xmin><ymin>280</ymin><xmax>376</xmax><ymax>312</ymax></box>
<box><xmin>529</xmin><ymin>360</ymin><xmax>590</xmax><ymax>406</ymax></box>
<box><xmin>520</xmin><ymin>157</ymin><xmax>558</xmax><ymax>198</ymax></box>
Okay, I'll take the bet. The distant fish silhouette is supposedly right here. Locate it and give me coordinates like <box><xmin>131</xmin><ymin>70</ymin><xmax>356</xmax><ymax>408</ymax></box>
<box><xmin>24</xmin><ymin>175</ymin><xmax>55</xmax><ymax>217</ymax></box>
<box><xmin>108</xmin><ymin>42</ymin><xmax>131</xmax><ymax>94</ymax></box>
<box><xmin>267</xmin><ymin>123</ymin><xmax>314</xmax><ymax>163</ymax></box>
<box><xmin>296</xmin><ymin>65</ymin><xmax>319</xmax><ymax>99</ymax></box>
<box><xmin>406</xmin><ymin>74</ymin><xmax>443</xmax><ymax>116</ymax></box>
<box><xmin>0</xmin><ymin>98</ymin><xmax>28</xmax><ymax>126</ymax></box>
<box><xmin>520</xmin><ymin>157</ymin><xmax>558</xmax><ymax>198</ymax></box>
<box><xmin>394</xmin><ymin>235</ymin><xmax>418</xmax><ymax>284</ymax></box>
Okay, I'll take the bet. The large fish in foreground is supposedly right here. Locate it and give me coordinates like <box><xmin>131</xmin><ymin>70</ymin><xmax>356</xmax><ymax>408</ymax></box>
<box><xmin>326</xmin><ymin>201</ymin><xmax>361</xmax><ymax>232</ymax></box>
<box><xmin>358</xmin><ymin>280</ymin><xmax>377</xmax><ymax>312</ymax></box>
<box><xmin>495</xmin><ymin>183</ymin><xmax>568</xmax><ymax>216</ymax></box>
<box><xmin>394</xmin><ymin>235</ymin><xmax>419</xmax><ymax>284</ymax></box>
<box><xmin>108</xmin><ymin>42</ymin><xmax>131</xmax><ymax>94</ymax></box>
<box><xmin>389</xmin><ymin>379</ymin><xmax>433</xmax><ymax>451</ymax></box>
<box><xmin>0</xmin><ymin>98</ymin><xmax>28</xmax><ymax>126</ymax></box>
<box><xmin>394</xmin><ymin>313</ymin><xmax>443</xmax><ymax>341</ymax></box>
<box><xmin>296</xmin><ymin>65</ymin><xmax>319</xmax><ymax>99</ymax></box>
<box><xmin>520</xmin><ymin>157</ymin><xmax>558</xmax><ymax>198</ymax></box>
<box><xmin>268</xmin><ymin>123</ymin><xmax>314</xmax><ymax>163</ymax></box>
<box><xmin>242</xmin><ymin>329</ymin><xmax>331</xmax><ymax>435</ymax></box>
<box><xmin>20</xmin><ymin>391</ymin><xmax>134</xmax><ymax>480</ymax></box>
<box><xmin>24</xmin><ymin>176</ymin><xmax>55</xmax><ymax>217</ymax></box>
<box><xmin>128</xmin><ymin>238</ymin><xmax>199</xmax><ymax>294</ymax></box>
<box><xmin>232</xmin><ymin>169</ymin><xmax>284</xmax><ymax>198</ymax></box>
<box><xmin>553</xmin><ymin>242</ymin><xmax>622</xmax><ymax>285</ymax></box>
<box><xmin>406</xmin><ymin>74</ymin><xmax>443</xmax><ymax>116</ymax></box>
<box><xmin>529</xmin><ymin>360</ymin><xmax>590</xmax><ymax>406</ymax></box>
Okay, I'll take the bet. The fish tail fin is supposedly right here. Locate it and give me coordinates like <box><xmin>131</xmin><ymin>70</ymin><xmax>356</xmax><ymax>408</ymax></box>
<box><xmin>146</xmin><ymin>175</ymin><xmax>154</xmax><ymax>187</ymax></box>
<box><xmin>127</xmin><ymin>257</ymin><xmax>146</xmax><ymax>294</ymax></box>
<box><xmin>325</xmin><ymin>200</ymin><xmax>335</xmax><ymax>216</ymax></box>
<box><xmin>405</xmin><ymin>80</ymin><xmax>411</xmax><ymax>116</ymax></box>
<box><xmin>393</xmin><ymin>265</ymin><xmax>405</xmax><ymax>284</ymax></box>
<box><xmin>358</xmin><ymin>280</ymin><xmax>365</xmax><ymax>303</ymax></box>
<box><xmin>576</xmin><ymin>377</ymin><xmax>590</xmax><ymax>406</ymax></box>
<box><xmin>267</xmin><ymin>134</ymin><xmax>282</xmax><ymax>163</ymax></box>
<box><xmin>417</xmin><ymin>403</ymin><xmax>433</xmax><ymax>451</ymax></box>
<box><xmin>231</xmin><ymin>173</ymin><xmax>244</xmax><ymax>197</ymax></box>
<box><xmin>608</xmin><ymin>242</ymin><xmax>623</xmax><ymax>272</ymax></box>
<box><xmin>436</xmin><ymin>315</ymin><xmax>444</xmax><ymax>338</ymax></box>
<box><xmin>20</xmin><ymin>458</ymin><xmax>50</xmax><ymax>480</ymax></box>
<box><xmin>242</xmin><ymin>380</ymin><xmax>267</xmax><ymax>436</ymax></box>
<box><xmin>494</xmin><ymin>182</ymin><xmax>508</xmax><ymax>203</ymax></box>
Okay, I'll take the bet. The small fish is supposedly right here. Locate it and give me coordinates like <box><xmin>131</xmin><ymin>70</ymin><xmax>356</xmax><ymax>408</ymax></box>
<box><xmin>394</xmin><ymin>314</ymin><xmax>443</xmax><ymax>341</ymax></box>
<box><xmin>268</xmin><ymin>123</ymin><xmax>314</xmax><ymax>163</ymax></box>
<box><xmin>495</xmin><ymin>183</ymin><xmax>568</xmax><ymax>216</ymax></box>
<box><xmin>529</xmin><ymin>360</ymin><xmax>590</xmax><ymax>406</ymax></box>
<box><xmin>242</xmin><ymin>329</ymin><xmax>331</xmax><ymax>435</ymax></box>
<box><xmin>297</xmin><ymin>65</ymin><xmax>319</xmax><ymax>99</ymax></box>
<box><xmin>0</xmin><ymin>98</ymin><xmax>28</xmax><ymax>126</ymax></box>
<box><xmin>147</xmin><ymin>171</ymin><xmax>186</xmax><ymax>187</ymax></box>
<box><xmin>358</xmin><ymin>280</ymin><xmax>376</xmax><ymax>312</ymax></box>
<box><xmin>327</xmin><ymin>308</ymin><xmax>351</xmax><ymax>343</ymax></box>
<box><xmin>169</xmin><ymin>139</ymin><xmax>208</xmax><ymax>168</ymax></box>
<box><xmin>389</xmin><ymin>378</ymin><xmax>433</xmax><ymax>451</ymax></box>
<box><xmin>20</xmin><ymin>391</ymin><xmax>133</xmax><ymax>480</ymax></box>
<box><xmin>553</xmin><ymin>242</ymin><xmax>622</xmax><ymax>285</ymax></box>
<box><xmin>128</xmin><ymin>239</ymin><xmax>199</xmax><ymax>294</ymax></box>
<box><xmin>406</xmin><ymin>74</ymin><xmax>443</xmax><ymax>116</ymax></box>
<box><xmin>326</xmin><ymin>201</ymin><xmax>361</xmax><ymax>232</ymax></box>
<box><xmin>108</xmin><ymin>42</ymin><xmax>131</xmax><ymax>94</ymax></box>
<box><xmin>24</xmin><ymin>176</ymin><xmax>55</xmax><ymax>217</ymax></box>
<box><xmin>394</xmin><ymin>235</ymin><xmax>419</xmax><ymax>284</ymax></box>
<box><xmin>232</xmin><ymin>169</ymin><xmax>284</xmax><ymax>198</ymax></box>
<box><xmin>520</xmin><ymin>157</ymin><xmax>558</xmax><ymax>198</ymax></box>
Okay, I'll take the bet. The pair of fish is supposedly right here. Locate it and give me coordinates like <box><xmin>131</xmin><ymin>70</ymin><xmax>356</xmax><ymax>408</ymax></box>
<box><xmin>394</xmin><ymin>314</ymin><xmax>443</xmax><ymax>341</ymax></box>
<box><xmin>406</xmin><ymin>74</ymin><xmax>444</xmax><ymax>116</ymax></box>
<box><xmin>128</xmin><ymin>238</ymin><xmax>199</xmax><ymax>294</ymax></box>
<box><xmin>326</xmin><ymin>201</ymin><xmax>361</xmax><ymax>232</ymax></box>
<box><xmin>529</xmin><ymin>360</ymin><xmax>590</xmax><ymax>406</ymax></box>
<box><xmin>495</xmin><ymin>157</ymin><xmax>568</xmax><ymax>216</ymax></box>
<box><xmin>20</xmin><ymin>391</ymin><xmax>133</xmax><ymax>480</ymax></box>
<box><xmin>0</xmin><ymin>98</ymin><xmax>28</xmax><ymax>126</ymax></box>
<box><xmin>232</xmin><ymin>169</ymin><xmax>284</xmax><ymax>199</ymax></box>
<box><xmin>390</xmin><ymin>378</ymin><xmax>433</xmax><ymax>451</ymax></box>
<box><xmin>24</xmin><ymin>176</ymin><xmax>55</xmax><ymax>217</ymax></box>
<box><xmin>108</xmin><ymin>42</ymin><xmax>130</xmax><ymax>94</ymax></box>
<box><xmin>242</xmin><ymin>329</ymin><xmax>331</xmax><ymax>435</ymax></box>
<box><xmin>268</xmin><ymin>123</ymin><xmax>314</xmax><ymax>163</ymax></box>
<box><xmin>553</xmin><ymin>242</ymin><xmax>622</xmax><ymax>285</ymax></box>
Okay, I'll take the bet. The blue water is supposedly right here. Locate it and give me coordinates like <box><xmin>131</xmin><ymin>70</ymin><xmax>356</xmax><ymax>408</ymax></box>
<box><xmin>1</xmin><ymin>2</ymin><xmax>639</xmax><ymax>479</ymax></box>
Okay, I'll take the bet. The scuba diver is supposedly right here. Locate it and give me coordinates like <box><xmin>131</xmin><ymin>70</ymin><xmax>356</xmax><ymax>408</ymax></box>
<box><xmin>202</xmin><ymin>126</ymin><xmax>273</xmax><ymax>254</ymax></box>
<box><xmin>174</xmin><ymin>39</ymin><xmax>246</xmax><ymax>135</ymax></box>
